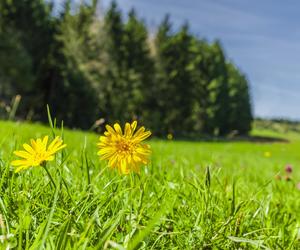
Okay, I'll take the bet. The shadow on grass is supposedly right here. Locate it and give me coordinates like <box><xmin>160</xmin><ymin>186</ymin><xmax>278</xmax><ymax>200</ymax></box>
<box><xmin>160</xmin><ymin>135</ymin><xmax>290</xmax><ymax>143</ymax></box>
<box><xmin>226</xmin><ymin>135</ymin><xmax>289</xmax><ymax>143</ymax></box>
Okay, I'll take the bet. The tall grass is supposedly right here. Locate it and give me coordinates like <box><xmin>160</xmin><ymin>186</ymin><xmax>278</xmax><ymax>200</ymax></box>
<box><xmin>0</xmin><ymin>120</ymin><xmax>299</xmax><ymax>249</ymax></box>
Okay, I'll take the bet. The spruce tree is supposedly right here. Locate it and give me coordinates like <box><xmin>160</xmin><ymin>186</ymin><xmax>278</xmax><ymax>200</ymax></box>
<box><xmin>154</xmin><ymin>21</ymin><xmax>195</xmax><ymax>135</ymax></box>
<box><xmin>47</xmin><ymin>0</ymin><xmax>99</xmax><ymax>128</ymax></box>
<box><xmin>123</xmin><ymin>9</ymin><xmax>155</xmax><ymax>123</ymax></box>
<box><xmin>227</xmin><ymin>62</ymin><xmax>253</xmax><ymax>134</ymax></box>
<box><xmin>102</xmin><ymin>1</ymin><xmax>127</xmax><ymax>123</ymax></box>
<box><xmin>208</xmin><ymin>41</ymin><xmax>231</xmax><ymax>135</ymax></box>
<box><xmin>0</xmin><ymin>0</ymin><xmax>55</xmax><ymax>119</ymax></box>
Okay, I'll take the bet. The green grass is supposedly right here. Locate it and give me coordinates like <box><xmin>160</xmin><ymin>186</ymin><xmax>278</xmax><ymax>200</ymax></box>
<box><xmin>0</xmin><ymin>120</ymin><xmax>300</xmax><ymax>249</ymax></box>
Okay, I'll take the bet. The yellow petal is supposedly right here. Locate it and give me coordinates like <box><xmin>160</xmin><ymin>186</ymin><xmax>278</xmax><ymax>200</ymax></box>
<box><xmin>23</xmin><ymin>143</ymin><xmax>35</xmax><ymax>154</ymax></box>
<box><xmin>108</xmin><ymin>154</ymin><xmax>118</xmax><ymax>167</ymax></box>
<box><xmin>133</xmin><ymin>127</ymin><xmax>145</xmax><ymax>138</ymax></box>
<box><xmin>45</xmin><ymin>156</ymin><xmax>55</xmax><ymax>161</ymax></box>
<box><xmin>105</xmin><ymin>125</ymin><xmax>116</xmax><ymax>135</ymax></box>
<box><xmin>134</xmin><ymin>131</ymin><xmax>151</xmax><ymax>142</ymax></box>
<box><xmin>42</xmin><ymin>136</ymin><xmax>49</xmax><ymax>149</ymax></box>
<box><xmin>13</xmin><ymin>150</ymin><xmax>31</xmax><ymax>159</ymax></box>
<box><xmin>124</xmin><ymin>123</ymin><xmax>132</xmax><ymax>137</ymax></box>
<box><xmin>15</xmin><ymin>165</ymin><xmax>30</xmax><ymax>173</ymax></box>
<box><xmin>131</xmin><ymin>121</ymin><xmax>137</xmax><ymax>132</ymax></box>
<box><xmin>113</xmin><ymin>123</ymin><xmax>122</xmax><ymax>135</ymax></box>
<box><xmin>48</xmin><ymin>143</ymin><xmax>66</xmax><ymax>154</ymax></box>
<box><xmin>99</xmin><ymin>147</ymin><xmax>114</xmax><ymax>155</ymax></box>
<box><xmin>11</xmin><ymin>160</ymin><xmax>29</xmax><ymax>166</ymax></box>
<box><xmin>47</xmin><ymin>137</ymin><xmax>59</xmax><ymax>151</ymax></box>
<box><xmin>133</xmin><ymin>155</ymin><xmax>141</xmax><ymax>162</ymax></box>
<box><xmin>30</xmin><ymin>139</ymin><xmax>38</xmax><ymax>150</ymax></box>
<box><xmin>36</xmin><ymin>138</ymin><xmax>42</xmax><ymax>147</ymax></box>
<box><xmin>99</xmin><ymin>136</ymin><xmax>107</xmax><ymax>142</ymax></box>
<box><xmin>119</xmin><ymin>160</ymin><xmax>129</xmax><ymax>174</ymax></box>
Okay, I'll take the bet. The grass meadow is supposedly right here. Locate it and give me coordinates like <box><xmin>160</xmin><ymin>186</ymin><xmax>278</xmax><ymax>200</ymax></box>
<box><xmin>0</xmin><ymin>120</ymin><xmax>300</xmax><ymax>249</ymax></box>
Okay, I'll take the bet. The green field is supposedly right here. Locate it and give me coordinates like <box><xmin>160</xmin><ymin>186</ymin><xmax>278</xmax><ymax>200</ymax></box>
<box><xmin>0</xmin><ymin>120</ymin><xmax>300</xmax><ymax>249</ymax></box>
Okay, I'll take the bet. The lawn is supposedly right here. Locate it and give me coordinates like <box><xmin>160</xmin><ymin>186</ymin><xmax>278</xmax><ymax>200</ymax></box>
<box><xmin>0</xmin><ymin>120</ymin><xmax>300</xmax><ymax>249</ymax></box>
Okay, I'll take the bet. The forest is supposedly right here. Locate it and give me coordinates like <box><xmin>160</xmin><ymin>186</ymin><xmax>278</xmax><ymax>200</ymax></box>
<box><xmin>0</xmin><ymin>0</ymin><xmax>252</xmax><ymax>136</ymax></box>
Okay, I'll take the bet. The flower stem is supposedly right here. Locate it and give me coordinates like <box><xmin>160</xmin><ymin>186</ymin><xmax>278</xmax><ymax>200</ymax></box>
<box><xmin>129</xmin><ymin>173</ymin><xmax>135</xmax><ymax>231</ymax></box>
<box><xmin>42</xmin><ymin>163</ymin><xmax>56</xmax><ymax>189</ymax></box>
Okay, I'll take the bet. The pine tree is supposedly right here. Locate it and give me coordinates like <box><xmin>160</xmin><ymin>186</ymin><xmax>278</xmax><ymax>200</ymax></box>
<box><xmin>0</xmin><ymin>0</ymin><xmax>55</xmax><ymax>119</ymax></box>
<box><xmin>122</xmin><ymin>9</ymin><xmax>155</xmax><ymax>123</ymax></box>
<box><xmin>47</xmin><ymin>0</ymin><xmax>99</xmax><ymax>128</ymax></box>
<box><xmin>101</xmin><ymin>1</ymin><xmax>127</xmax><ymax>123</ymax></box>
<box><xmin>227</xmin><ymin>62</ymin><xmax>253</xmax><ymax>134</ymax></box>
<box><xmin>0</xmin><ymin>28</ymin><xmax>34</xmax><ymax>102</ymax></box>
<box><xmin>208</xmin><ymin>41</ymin><xmax>231</xmax><ymax>135</ymax></box>
<box><xmin>150</xmin><ymin>14</ymin><xmax>173</xmax><ymax>134</ymax></box>
<box><xmin>154</xmin><ymin>21</ymin><xmax>195</xmax><ymax>135</ymax></box>
<box><xmin>193</xmin><ymin>41</ymin><xmax>230</xmax><ymax>135</ymax></box>
<box><xmin>0</xmin><ymin>1</ymin><xmax>253</xmax><ymax>135</ymax></box>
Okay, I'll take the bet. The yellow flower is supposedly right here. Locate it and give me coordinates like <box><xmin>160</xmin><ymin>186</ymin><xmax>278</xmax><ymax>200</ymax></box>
<box><xmin>264</xmin><ymin>151</ymin><xmax>271</xmax><ymax>158</ymax></box>
<box><xmin>11</xmin><ymin>136</ymin><xmax>66</xmax><ymax>172</ymax></box>
<box><xmin>167</xmin><ymin>133</ymin><xmax>173</xmax><ymax>140</ymax></box>
<box><xmin>97</xmin><ymin>121</ymin><xmax>151</xmax><ymax>174</ymax></box>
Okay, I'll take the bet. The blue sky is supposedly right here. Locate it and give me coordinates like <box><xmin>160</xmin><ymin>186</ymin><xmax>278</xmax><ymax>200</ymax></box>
<box><xmin>57</xmin><ymin>0</ymin><xmax>300</xmax><ymax>119</ymax></box>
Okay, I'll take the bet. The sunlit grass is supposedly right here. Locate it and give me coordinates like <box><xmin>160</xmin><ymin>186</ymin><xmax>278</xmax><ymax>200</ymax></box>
<box><xmin>0</xmin><ymin>120</ymin><xmax>300</xmax><ymax>249</ymax></box>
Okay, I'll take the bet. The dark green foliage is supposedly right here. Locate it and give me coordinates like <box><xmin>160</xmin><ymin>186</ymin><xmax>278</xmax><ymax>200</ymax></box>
<box><xmin>45</xmin><ymin>1</ymin><xmax>99</xmax><ymax>129</ymax></box>
<box><xmin>0</xmin><ymin>0</ymin><xmax>253</xmax><ymax>135</ymax></box>
<box><xmin>123</xmin><ymin>9</ymin><xmax>155</xmax><ymax>122</ymax></box>
<box><xmin>0</xmin><ymin>0</ymin><xmax>99</xmax><ymax>128</ymax></box>
<box><xmin>227</xmin><ymin>63</ymin><xmax>253</xmax><ymax>134</ymax></box>
<box><xmin>203</xmin><ymin>41</ymin><xmax>231</xmax><ymax>135</ymax></box>
<box><xmin>100</xmin><ymin>1</ymin><xmax>127</xmax><ymax>122</ymax></box>
<box><xmin>154</xmin><ymin>21</ymin><xmax>196</xmax><ymax>135</ymax></box>
<box><xmin>0</xmin><ymin>29</ymin><xmax>34</xmax><ymax>100</ymax></box>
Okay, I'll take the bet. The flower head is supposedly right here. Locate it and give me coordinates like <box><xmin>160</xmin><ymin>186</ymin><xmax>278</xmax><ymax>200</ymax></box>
<box><xmin>264</xmin><ymin>151</ymin><xmax>271</xmax><ymax>158</ymax></box>
<box><xmin>167</xmin><ymin>133</ymin><xmax>173</xmax><ymax>140</ymax></box>
<box><xmin>285</xmin><ymin>164</ymin><xmax>293</xmax><ymax>174</ymax></box>
<box><xmin>274</xmin><ymin>174</ymin><xmax>281</xmax><ymax>180</ymax></box>
<box><xmin>11</xmin><ymin>136</ymin><xmax>66</xmax><ymax>172</ymax></box>
<box><xmin>97</xmin><ymin>121</ymin><xmax>151</xmax><ymax>174</ymax></box>
<box><xmin>284</xmin><ymin>175</ymin><xmax>292</xmax><ymax>182</ymax></box>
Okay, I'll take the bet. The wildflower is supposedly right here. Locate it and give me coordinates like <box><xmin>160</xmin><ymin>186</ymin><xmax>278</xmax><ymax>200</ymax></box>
<box><xmin>274</xmin><ymin>174</ymin><xmax>281</xmax><ymax>180</ymax></box>
<box><xmin>285</xmin><ymin>164</ymin><xmax>293</xmax><ymax>174</ymax></box>
<box><xmin>284</xmin><ymin>175</ymin><xmax>292</xmax><ymax>182</ymax></box>
<box><xmin>167</xmin><ymin>133</ymin><xmax>173</xmax><ymax>140</ymax></box>
<box><xmin>11</xmin><ymin>136</ymin><xmax>66</xmax><ymax>172</ymax></box>
<box><xmin>264</xmin><ymin>151</ymin><xmax>271</xmax><ymax>158</ymax></box>
<box><xmin>97</xmin><ymin>121</ymin><xmax>151</xmax><ymax>174</ymax></box>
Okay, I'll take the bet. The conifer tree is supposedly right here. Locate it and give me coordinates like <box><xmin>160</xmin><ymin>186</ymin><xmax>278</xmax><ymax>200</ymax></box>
<box><xmin>123</xmin><ymin>9</ymin><xmax>155</xmax><ymax>123</ymax></box>
<box><xmin>207</xmin><ymin>41</ymin><xmax>231</xmax><ymax>135</ymax></box>
<box><xmin>0</xmin><ymin>0</ymin><xmax>55</xmax><ymax>118</ymax></box>
<box><xmin>227</xmin><ymin>62</ymin><xmax>253</xmax><ymax>134</ymax></box>
<box><xmin>193</xmin><ymin>41</ymin><xmax>230</xmax><ymax>135</ymax></box>
<box><xmin>154</xmin><ymin>21</ymin><xmax>195</xmax><ymax>135</ymax></box>
<box><xmin>101</xmin><ymin>1</ymin><xmax>127</xmax><ymax>123</ymax></box>
<box><xmin>0</xmin><ymin>1</ymin><xmax>253</xmax><ymax>135</ymax></box>
<box><xmin>47</xmin><ymin>0</ymin><xmax>99</xmax><ymax>128</ymax></box>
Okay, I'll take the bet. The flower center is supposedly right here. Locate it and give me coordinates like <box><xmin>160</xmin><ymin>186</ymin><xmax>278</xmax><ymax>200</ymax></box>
<box><xmin>33</xmin><ymin>152</ymin><xmax>46</xmax><ymax>163</ymax></box>
<box><xmin>117</xmin><ymin>140</ymin><xmax>133</xmax><ymax>154</ymax></box>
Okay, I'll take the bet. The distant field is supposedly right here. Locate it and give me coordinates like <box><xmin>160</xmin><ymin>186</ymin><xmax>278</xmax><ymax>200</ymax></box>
<box><xmin>0</xmin><ymin>120</ymin><xmax>300</xmax><ymax>249</ymax></box>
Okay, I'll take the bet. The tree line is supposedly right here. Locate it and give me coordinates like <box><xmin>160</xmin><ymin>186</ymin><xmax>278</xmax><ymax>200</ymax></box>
<box><xmin>0</xmin><ymin>0</ymin><xmax>253</xmax><ymax>136</ymax></box>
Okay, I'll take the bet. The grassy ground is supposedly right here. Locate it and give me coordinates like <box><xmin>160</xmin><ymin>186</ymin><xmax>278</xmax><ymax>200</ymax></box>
<box><xmin>0</xmin><ymin>120</ymin><xmax>300</xmax><ymax>249</ymax></box>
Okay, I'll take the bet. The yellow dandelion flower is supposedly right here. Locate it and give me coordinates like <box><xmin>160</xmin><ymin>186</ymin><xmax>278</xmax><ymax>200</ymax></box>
<box><xmin>167</xmin><ymin>133</ymin><xmax>173</xmax><ymax>140</ymax></box>
<box><xmin>264</xmin><ymin>151</ymin><xmax>271</xmax><ymax>158</ymax></box>
<box><xmin>97</xmin><ymin>121</ymin><xmax>151</xmax><ymax>174</ymax></box>
<box><xmin>11</xmin><ymin>136</ymin><xmax>66</xmax><ymax>172</ymax></box>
